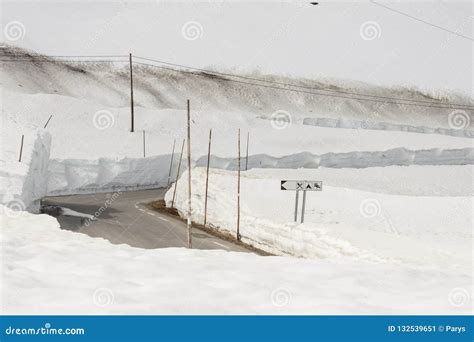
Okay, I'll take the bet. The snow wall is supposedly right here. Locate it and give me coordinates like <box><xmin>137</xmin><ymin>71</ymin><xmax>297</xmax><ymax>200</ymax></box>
<box><xmin>0</xmin><ymin>131</ymin><xmax>51</xmax><ymax>211</ymax></box>
<box><xmin>303</xmin><ymin>117</ymin><xmax>474</xmax><ymax>138</ymax></box>
<box><xmin>47</xmin><ymin>153</ymin><xmax>183</xmax><ymax>196</ymax></box>
<box><xmin>196</xmin><ymin>147</ymin><xmax>474</xmax><ymax>170</ymax></box>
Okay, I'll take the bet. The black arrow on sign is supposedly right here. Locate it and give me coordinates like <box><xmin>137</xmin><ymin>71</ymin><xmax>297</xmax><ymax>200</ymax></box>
<box><xmin>281</xmin><ymin>181</ymin><xmax>287</xmax><ymax>190</ymax></box>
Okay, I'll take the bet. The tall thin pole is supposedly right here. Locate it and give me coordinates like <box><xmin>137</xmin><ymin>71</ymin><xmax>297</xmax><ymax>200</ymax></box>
<box><xmin>186</xmin><ymin>100</ymin><xmax>192</xmax><ymax>248</ymax></box>
<box><xmin>204</xmin><ymin>129</ymin><xmax>212</xmax><ymax>226</ymax></box>
<box><xmin>171</xmin><ymin>139</ymin><xmax>185</xmax><ymax>208</ymax></box>
<box><xmin>43</xmin><ymin>115</ymin><xmax>53</xmax><ymax>129</ymax></box>
<box><xmin>301</xmin><ymin>190</ymin><xmax>307</xmax><ymax>223</ymax></box>
<box><xmin>237</xmin><ymin>128</ymin><xmax>241</xmax><ymax>241</ymax></box>
<box><xmin>129</xmin><ymin>53</ymin><xmax>135</xmax><ymax>133</ymax></box>
<box><xmin>245</xmin><ymin>131</ymin><xmax>249</xmax><ymax>171</ymax></box>
<box><xmin>167</xmin><ymin>139</ymin><xmax>176</xmax><ymax>187</ymax></box>
<box><xmin>142</xmin><ymin>130</ymin><xmax>146</xmax><ymax>157</ymax></box>
<box><xmin>18</xmin><ymin>134</ymin><xmax>24</xmax><ymax>162</ymax></box>
<box><xmin>294</xmin><ymin>190</ymin><xmax>299</xmax><ymax>222</ymax></box>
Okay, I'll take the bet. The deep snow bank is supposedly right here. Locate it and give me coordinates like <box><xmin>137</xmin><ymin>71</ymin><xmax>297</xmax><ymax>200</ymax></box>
<box><xmin>197</xmin><ymin>147</ymin><xmax>474</xmax><ymax>171</ymax></box>
<box><xmin>1</xmin><ymin>206</ymin><xmax>471</xmax><ymax>314</ymax></box>
<box><xmin>0</xmin><ymin>128</ymin><xmax>51</xmax><ymax>211</ymax></box>
<box><xmin>47</xmin><ymin>154</ymin><xmax>182</xmax><ymax>196</ymax></box>
<box><xmin>303</xmin><ymin>117</ymin><xmax>474</xmax><ymax>138</ymax></box>
<box><xmin>166</xmin><ymin>167</ymin><xmax>472</xmax><ymax>271</ymax></box>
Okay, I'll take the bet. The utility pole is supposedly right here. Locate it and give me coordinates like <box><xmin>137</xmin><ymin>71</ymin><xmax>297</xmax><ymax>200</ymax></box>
<box><xmin>237</xmin><ymin>128</ymin><xmax>241</xmax><ymax>241</ymax></box>
<box><xmin>186</xmin><ymin>100</ymin><xmax>192</xmax><ymax>248</ymax></box>
<box><xmin>142</xmin><ymin>130</ymin><xmax>146</xmax><ymax>157</ymax></box>
<box><xmin>167</xmin><ymin>139</ymin><xmax>176</xmax><ymax>187</ymax></box>
<box><xmin>204</xmin><ymin>129</ymin><xmax>212</xmax><ymax>226</ymax></box>
<box><xmin>171</xmin><ymin>139</ymin><xmax>185</xmax><ymax>208</ymax></box>
<box><xmin>129</xmin><ymin>53</ymin><xmax>135</xmax><ymax>133</ymax></box>
<box><xmin>245</xmin><ymin>131</ymin><xmax>250</xmax><ymax>171</ymax></box>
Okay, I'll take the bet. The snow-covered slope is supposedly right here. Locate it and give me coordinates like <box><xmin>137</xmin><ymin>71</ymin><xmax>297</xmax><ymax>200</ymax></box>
<box><xmin>2</xmin><ymin>45</ymin><xmax>473</xmax><ymax>129</ymax></box>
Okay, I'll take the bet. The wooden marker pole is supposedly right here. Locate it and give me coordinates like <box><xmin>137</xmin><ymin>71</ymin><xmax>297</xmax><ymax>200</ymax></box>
<box><xmin>245</xmin><ymin>131</ymin><xmax>249</xmax><ymax>171</ymax></box>
<box><xmin>171</xmin><ymin>139</ymin><xmax>185</xmax><ymax>208</ymax></box>
<box><xmin>167</xmin><ymin>139</ymin><xmax>176</xmax><ymax>187</ymax></box>
<box><xmin>204</xmin><ymin>129</ymin><xmax>212</xmax><ymax>226</ymax></box>
<box><xmin>129</xmin><ymin>53</ymin><xmax>135</xmax><ymax>132</ymax></box>
<box><xmin>186</xmin><ymin>100</ymin><xmax>192</xmax><ymax>248</ymax></box>
<box><xmin>237</xmin><ymin>128</ymin><xmax>241</xmax><ymax>241</ymax></box>
<box><xmin>18</xmin><ymin>135</ymin><xmax>24</xmax><ymax>162</ymax></box>
<box><xmin>142</xmin><ymin>130</ymin><xmax>146</xmax><ymax>157</ymax></box>
<box><xmin>43</xmin><ymin>115</ymin><xmax>53</xmax><ymax>129</ymax></box>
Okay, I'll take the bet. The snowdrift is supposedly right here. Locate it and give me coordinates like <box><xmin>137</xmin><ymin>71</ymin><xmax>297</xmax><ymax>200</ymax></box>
<box><xmin>166</xmin><ymin>167</ymin><xmax>472</xmax><ymax>271</ymax></box>
<box><xmin>0</xmin><ymin>128</ymin><xmax>51</xmax><ymax>211</ymax></box>
<box><xmin>47</xmin><ymin>154</ymin><xmax>181</xmax><ymax>196</ymax></box>
<box><xmin>303</xmin><ymin>117</ymin><xmax>474</xmax><ymax>138</ymax></box>
<box><xmin>197</xmin><ymin>147</ymin><xmax>474</xmax><ymax>170</ymax></box>
<box><xmin>1</xmin><ymin>206</ymin><xmax>471</xmax><ymax>314</ymax></box>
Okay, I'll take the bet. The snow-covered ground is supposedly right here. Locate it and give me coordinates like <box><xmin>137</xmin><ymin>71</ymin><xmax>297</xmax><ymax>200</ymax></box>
<box><xmin>1</xmin><ymin>207</ymin><xmax>471</xmax><ymax>315</ymax></box>
<box><xmin>167</xmin><ymin>167</ymin><xmax>472</xmax><ymax>271</ymax></box>
<box><xmin>1</xmin><ymin>46</ymin><xmax>472</xmax><ymax>314</ymax></box>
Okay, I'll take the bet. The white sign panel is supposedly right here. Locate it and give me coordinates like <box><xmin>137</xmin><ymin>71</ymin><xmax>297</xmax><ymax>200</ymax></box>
<box><xmin>281</xmin><ymin>180</ymin><xmax>322</xmax><ymax>191</ymax></box>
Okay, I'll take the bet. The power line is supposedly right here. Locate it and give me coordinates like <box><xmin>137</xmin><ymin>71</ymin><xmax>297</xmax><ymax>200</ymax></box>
<box><xmin>1</xmin><ymin>54</ymin><xmax>473</xmax><ymax>110</ymax></box>
<box><xmin>371</xmin><ymin>0</ymin><xmax>474</xmax><ymax>42</ymax></box>
<box><xmin>133</xmin><ymin>60</ymin><xmax>474</xmax><ymax>110</ymax></box>
<box><xmin>133</xmin><ymin>55</ymin><xmax>474</xmax><ymax>109</ymax></box>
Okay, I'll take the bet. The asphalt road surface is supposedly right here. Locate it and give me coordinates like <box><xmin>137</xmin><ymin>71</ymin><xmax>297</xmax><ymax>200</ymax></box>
<box><xmin>43</xmin><ymin>189</ymin><xmax>249</xmax><ymax>252</ymax></box>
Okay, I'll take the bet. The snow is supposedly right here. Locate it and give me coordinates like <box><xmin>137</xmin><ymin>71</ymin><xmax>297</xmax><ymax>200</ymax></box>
<box><xmin>0</xmin><ymin>46</ymin><xmax>472</xmax><ymax>315</ymax></box>
<box><xmin>166</xmin><ymin>167</ymin><xmax>472</xmax><ymax>272</ymax></box>
<box><xmin>303</xmin><ymin>117</ymin><xmax>474</xmax><ymax>138</ymax></box>
<box><xmin>1</xmin><ymin>207</ymin><xmax>471</xmax><ymax>315</ymax></box>
<box><xmin>0</xmin><ymin>126</ymin><xmax>51</xmax><ymax>212</ymax></box>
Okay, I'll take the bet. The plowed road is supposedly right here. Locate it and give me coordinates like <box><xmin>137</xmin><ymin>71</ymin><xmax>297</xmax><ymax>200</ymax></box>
<box><xmin>44</xmin><ymin>189</ymin><xmax>249</xmax><ymax>252</ymax></box>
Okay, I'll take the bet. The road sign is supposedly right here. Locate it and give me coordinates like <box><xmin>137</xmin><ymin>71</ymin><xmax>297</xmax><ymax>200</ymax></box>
<box><xmin>281</xmin><ymin>180</ymin><xmax>322</xmax><ymax>191</ymax></box>
<box><xmin>281</xmin><ymin>180</ymin><xmax>323</xmax><ymax>224</ymax></box>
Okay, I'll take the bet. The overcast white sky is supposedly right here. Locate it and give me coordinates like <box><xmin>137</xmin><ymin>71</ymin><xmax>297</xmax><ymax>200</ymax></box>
<box><xmin>1</xmin><ymin>0</ymin><xmax>473</xmax><ymax>94</ymax></box>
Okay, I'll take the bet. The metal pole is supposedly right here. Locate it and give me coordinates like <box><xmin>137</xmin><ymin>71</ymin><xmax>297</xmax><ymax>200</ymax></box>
<box><xmin>186</xmin><ymin>100</ymin><xmax>192</xmax><ymax>248</ymax></box>
<box><xmin>294</xmin><ymin>190</ymin><xmax>299</xmax><ymax>222</ymax></box>
<box><xmin>204</xmin><ymin>129</ymin><xmax>212</xmax><ymax>226</ymax></box>
<box><xmin>129</xmin><ymin>53</ymin><xmax>135</xmax><ymax>132</ymax></box>
<box><xmin>237</xmin><ymin>128</ymin><xmax>241</xmax><ymax>240</ymax></box>
<box><xmin>167</xmin><ymin>139</ymin><xmax>176</xmax><ymax>187</ymax></box>
<box><xmin>43</xmin><ymin>115</ymin><xmax>53</xmax><ymax>129</ymax></box>
<box><xmin>245</xmin><ymin>131</ymin><xmax>249</xmax><ymax>171</ymax></box>
<box><xmin>301</xmin><ymin>190</ymin><xmax>307</xmax><ymax>223</ymax></box>
<box><xmin>142</xmin><ymin>130</ymin><xmax>146</xmax><ymax>157</ymax></box>
<box><xmin>171</xmin><ymin>139</ymin><xmax>185</xmax><ymax>208</ymax></box>
<box><xmin>18</xmin><ymin>134</ymin><xmax>24</xmax><ymax>162</ymax></box>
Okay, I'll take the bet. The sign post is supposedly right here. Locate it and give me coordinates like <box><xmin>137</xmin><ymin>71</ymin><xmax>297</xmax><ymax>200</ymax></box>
<box><xmin>281</xmin><ymin>180</ymin><xmax>322</xmax><ymax>224</ymax></box>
